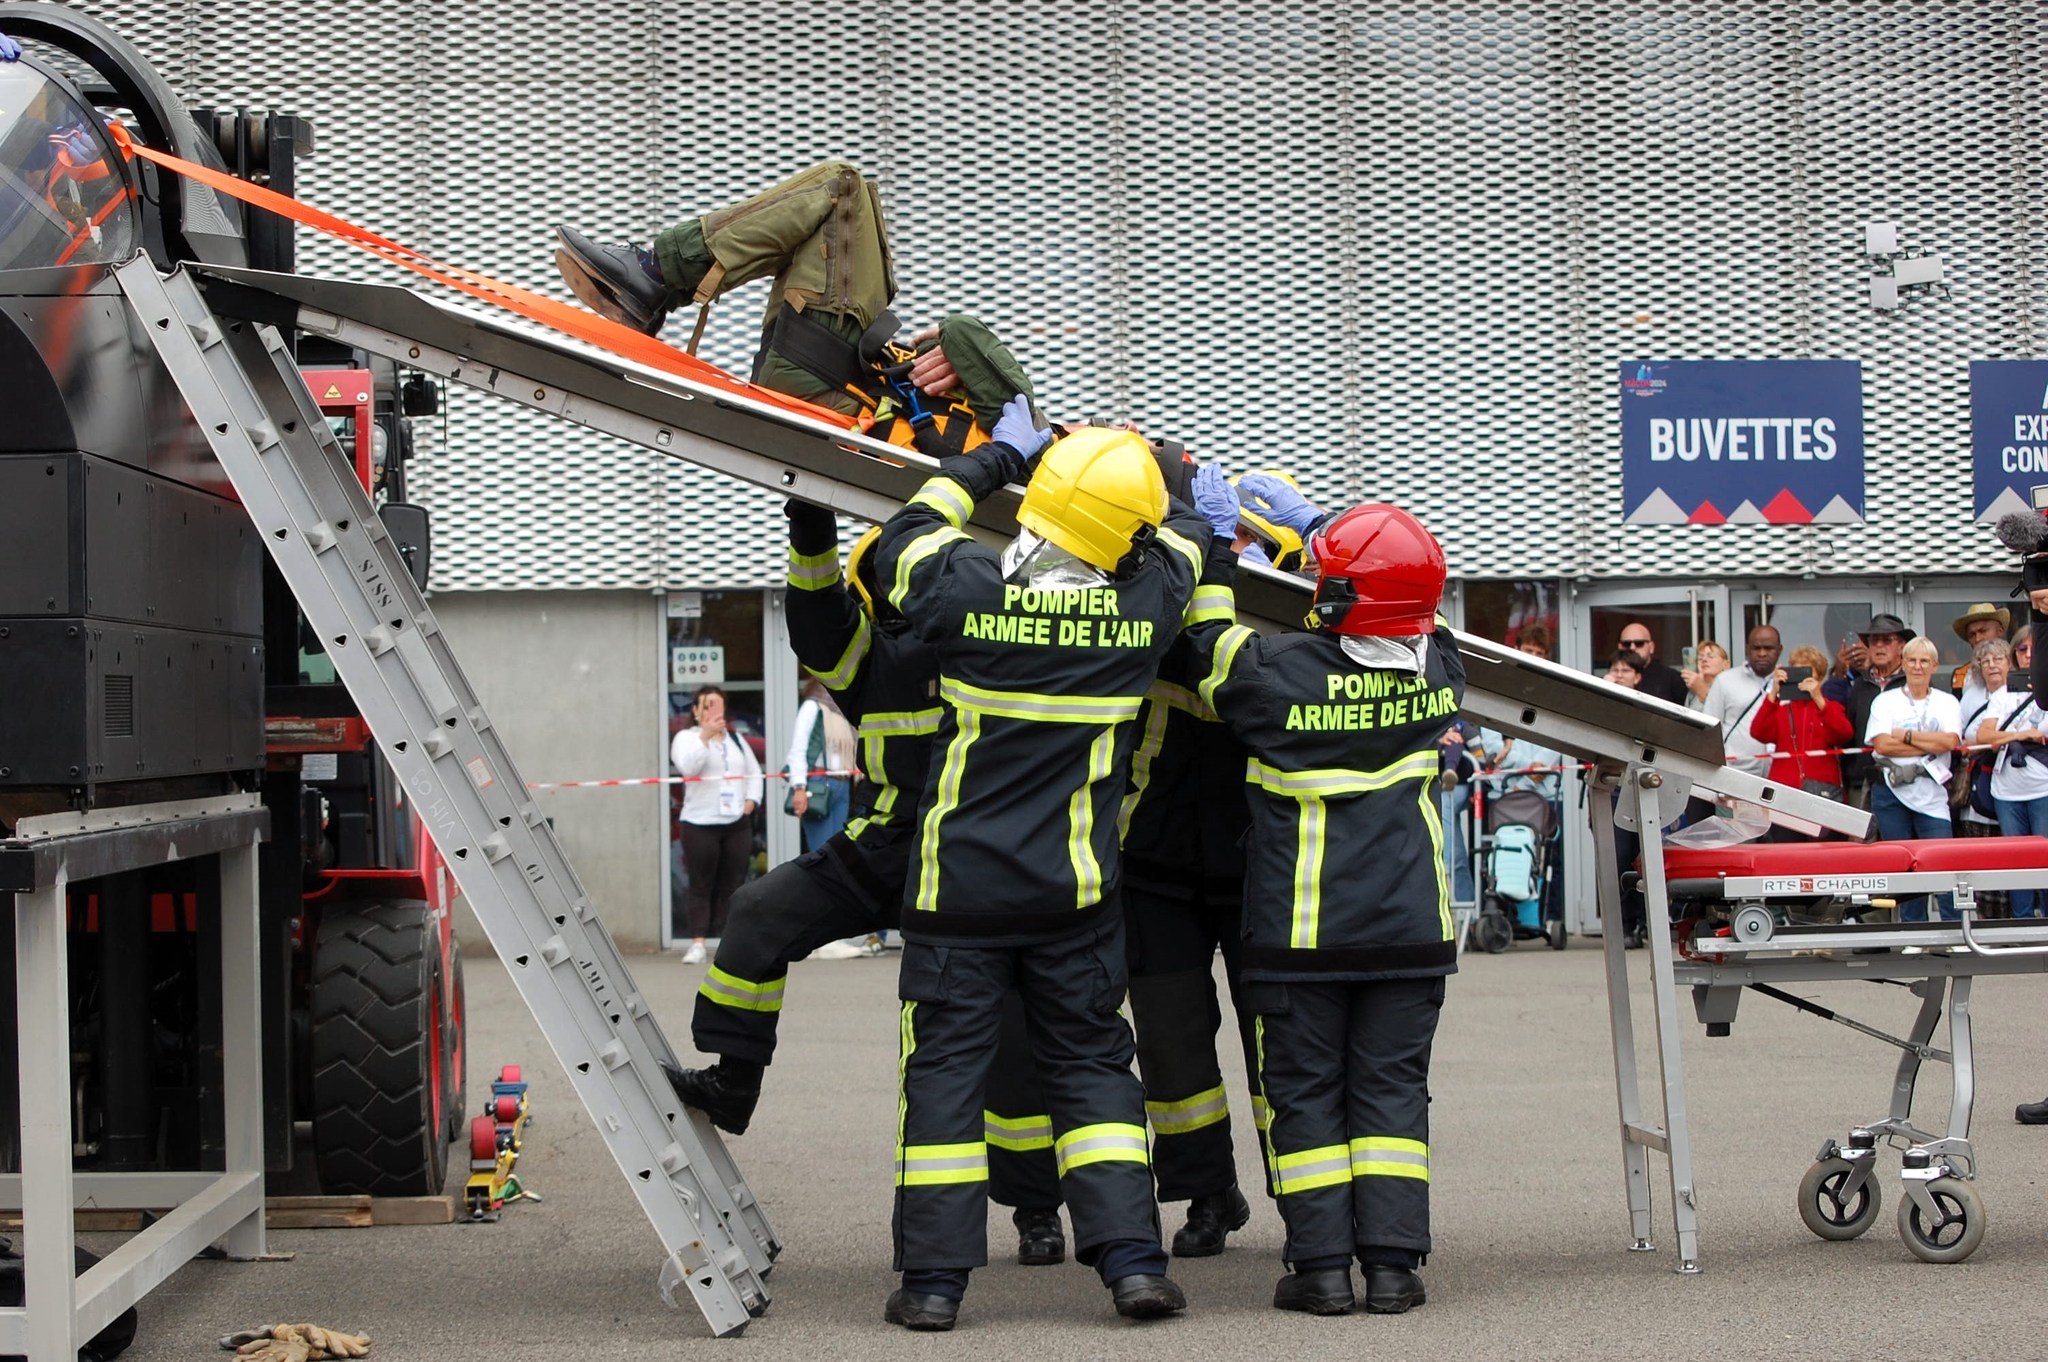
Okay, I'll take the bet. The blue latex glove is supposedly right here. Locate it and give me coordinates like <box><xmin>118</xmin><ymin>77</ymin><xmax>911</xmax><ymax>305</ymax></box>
<box><xmin>1191</xmin><ymin>464</ymin><xmax>1241</xmax><ymax>541</ymax></box>
<box><xmin>991</xmin><ymin>392</ymin><xmax>1052</xmax><ymax>461</ymax></box>
<box><xmin>1236</xmin><ymin>472</ymin><xmax>1322</xmax><ymax>536</ymax></box>
<box><xmin>0</xmin><ymin>33</ymin><xmax>20</xmax><ymax>61</ymax></box>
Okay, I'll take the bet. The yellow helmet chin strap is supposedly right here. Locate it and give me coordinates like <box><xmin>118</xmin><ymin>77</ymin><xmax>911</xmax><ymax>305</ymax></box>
<box><xmin>845</xmin><ymin>525</ymin><xmax>884</xmax><ymax>619</ymax></box>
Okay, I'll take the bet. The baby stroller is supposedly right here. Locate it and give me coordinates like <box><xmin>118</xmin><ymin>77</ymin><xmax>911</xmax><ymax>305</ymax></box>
<box><xmin>1470</xmin><ymin>787</ymin><xmax>1567</xmax><ymax>954</ymax></box>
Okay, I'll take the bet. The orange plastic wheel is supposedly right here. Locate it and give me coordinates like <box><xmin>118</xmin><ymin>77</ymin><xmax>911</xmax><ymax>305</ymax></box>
<box><xmin>494</xmin><ymin>1095</ymin><xmax>520</xmax><ymax>1123</ymax></box>
<box><xmin>500</xmin><ymin>1065</ymin><xmax>521</xmax><ymax>1083</ymax></box>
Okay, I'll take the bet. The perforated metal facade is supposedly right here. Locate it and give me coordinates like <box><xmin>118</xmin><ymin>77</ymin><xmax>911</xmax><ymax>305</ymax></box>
<box><xmin>71</xmin><ymin>1</ymin><xmax>2046</xmax><ymax>590</ymax></box>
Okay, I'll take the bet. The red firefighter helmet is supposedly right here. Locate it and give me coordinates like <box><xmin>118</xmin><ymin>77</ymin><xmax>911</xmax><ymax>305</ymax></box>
<box><xmin>1306</xmin><ymin>503</ymin><xmax>1447</xmax><ymax>637</ymax></box>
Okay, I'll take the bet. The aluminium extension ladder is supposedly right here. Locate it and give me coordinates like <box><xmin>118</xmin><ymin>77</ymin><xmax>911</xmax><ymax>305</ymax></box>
<box><xmin>115</xmin><ymin>255</ymin><xmax>776</xmax><ymax>1337</ymax></box>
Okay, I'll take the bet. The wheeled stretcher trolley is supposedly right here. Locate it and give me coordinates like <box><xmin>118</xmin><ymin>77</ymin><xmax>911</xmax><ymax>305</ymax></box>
<box><xmin>1658</xmin><ymin>836</ymin><xmax>2048</xmax><ymax>1264</ymax></box>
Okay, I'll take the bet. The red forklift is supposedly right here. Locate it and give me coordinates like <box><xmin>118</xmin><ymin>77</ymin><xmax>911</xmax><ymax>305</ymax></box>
<box><xmin>0</xmin><ymin>6</ymin><xmax>463</xmax><ymax>1197</ymax></box>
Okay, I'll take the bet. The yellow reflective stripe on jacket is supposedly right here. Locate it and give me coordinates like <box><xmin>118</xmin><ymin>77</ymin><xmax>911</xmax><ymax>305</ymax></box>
<box><xmin>1251</xmin><ymin>1095</ymin><xmax>1272</xmax><ymax>1132</ymax></box>
<box><xmin>914</xmin><ymin>710</ymin><xmax>980</xmax><ymax>913</ymax></box>
<box><xmin>1350</xmin><ymin>1136</ymin><xmax>1430</xmax><ymax>1182</ymax></box>
<box><xmin>1183</xmin><ymin>582</ymin><xmax>1234</xmax><ymax>628</ymax></box>
<box><xmin>1292</xmin><ymin>795</ymin><xmax>1327</xmax><ymax>947</ymax></box>
<box><xmin>859</xmin><ymin>708</ymin><xmax>941</xmax><ymax>794</ymax></box>
<box><xmin>940</xmin><ymin>676</ymin><xmax>1144</xmax><ymax>724</ymax></box>
<box><xmin>984</xmin><ymin>1110</ymin><xmax>1054</xmax><ymax>1152</ymax></box>
<box><xmin>1069</xmin><ymin>725</ymin><xmax>1119</xmax><ymax>908</ymax></box>
<box><xmin>1273</xmin><ymin>1143</ymin><xmax>1353</xmax><ymax>1195</ymax></box>
<box><xmin>889</xmin><ymin>524</ymin><xmax>971</xmax><ymax>610</ymax></box>
<box><xmin>1420</xmin><ymin>777</ymin><xmax>1453</xmax><ymax>938</ymax></box>
<box><xmin>697</xmin><ymin>964</ymin><xmax>785</xmax><ymax>1014</ymax></box>
<box><xmin>1053</xmin><ymin>1122</ymin><xmax>1150</xmax><ymax>1175</ymax></box>
<box><xmin>896</xmin><ymin>1140</ymin><xmax>989</xmax><ymax>1186</ymax></box>
<box><xmin>1146</xmin><ymin>1084</ymin><xmax>1229</xmax><ymax>1137</ymax></box>
<box><xmin>1117</xmin><ymin>697</ymin><xmax>1173</xmax><ymax>838</ymax></box>
<box><xmin>1148</xmin><ymin>679</ymin><xmax>1216</xmax><ymax>721</ymax></box>
<box><xmin>1246</xmin><ymin>750</ymin><xmax>1440</xmax><ymax>798</ymax></box>
<box><xmin>1157</xmin><ymin>524</ymin><xmax>1204</xmax><ymax>582</ymax></box>
<box><xmin>907</xmin><ymin>477</ymin><xmax>974</xmax><ymax>530</ymax></box>
<box><xmin>1198</xmin><ymin>625</ymin><xmax>1255</xmax><ymax>710</ymax></box>
<box><xmin>806</xmin><ymin>613</ymin><xmax>872</xmax><ymax>690</ymax></box>
<box><xmin>785</xmin><ymin>545</ymin><xmax>840</xmax><ymax>591</ymax></box>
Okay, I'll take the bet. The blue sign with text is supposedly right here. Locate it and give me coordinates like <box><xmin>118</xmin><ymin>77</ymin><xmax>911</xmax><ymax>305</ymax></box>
<box><xmin>1619</xmin><ymin>360</ymin><xmax>1865</xmax><ymax>525</ymax></box>
<box><xmin>1971</xmin><ymin>360</ymin><xmax>2048</xmax><ymax>521</ymax></box>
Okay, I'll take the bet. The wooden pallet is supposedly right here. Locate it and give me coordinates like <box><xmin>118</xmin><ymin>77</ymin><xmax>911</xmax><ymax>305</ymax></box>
<box><xmin>2</xmin><ymin>1195</ymin><xmax>455</xmax><ymax>1233</ymax></box>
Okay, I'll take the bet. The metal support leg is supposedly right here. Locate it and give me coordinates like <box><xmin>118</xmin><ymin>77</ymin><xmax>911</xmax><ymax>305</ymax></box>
<box><xmin>16</xmin><ymin>879</ymin><xmax>77</xmax><ymax>1362</ymax></box>
<box><xmin>1888</xmin><ymin>980</ymin><xmax>1946</xmax><ymax>1126</ymax></box>
<box><xmin>1589</xmin><ymin>780</ymin><xmax>1656</xmax><ymax>1251</ymax></box>
<box><xmin>1633</xmin><ymin>778</ymin><xmax>1702</xmax><ymax>1273</ymax></box>
<box><xmin>218</xmin><ymin>843</ymin><xmax>266</xmax><ymax>1260</ymax></box>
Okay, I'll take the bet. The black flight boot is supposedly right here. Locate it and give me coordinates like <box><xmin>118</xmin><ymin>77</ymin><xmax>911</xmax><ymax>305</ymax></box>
<box><xmin>1013</xmin><ymin>1207</ymin><xmax>1066</xmax><ymax>1266</ymax></box>
<box><xmin>659</xmin><ymin>1059</ymin><xmax>761</xmax><ymax>1135</ymax></box>
<box><xmin>1109</xmin><ymin>1274</ymin><xmax>1187</xmax><ymax>1320</ymax></box>
<box><xmin>1273</xmin><ymin>1266</ymin><xmax>1355</xmax><ymax>1315</ymax></box>
<box><xmin>1170</xmin><ymin>1185</ymin><xmax>1252</xmax><ymax>1257</ymax></box>
<box><xmin>553</xmin><ymin>225</ymin><xmax>672</xmax><ymax>334</ymax></box>
<box><xmin>883</xmin><ymin>1288</ymin><xmax>960</xmax><ymax>1331</ymax></box>
<box><xmin>1362</xmin><ymin>1265</ymin><xmax>1427</xmax><ymax>1314</ymax></box>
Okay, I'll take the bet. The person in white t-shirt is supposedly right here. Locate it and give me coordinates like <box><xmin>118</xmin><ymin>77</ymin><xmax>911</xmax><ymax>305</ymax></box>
<box><xmin>1979</xmin><ymin>669</ymin><xmax>2048</xmax><ymax>919</ymax></box>
<box><xmin>1865</xmin><ymin>638</ymin><xmax>1963</xmax><ymax>921</ymax></box>
<box><xmin>672</xmin><ymin>685</ymin><xmax>764</xmax><ymax>964</ymax></box>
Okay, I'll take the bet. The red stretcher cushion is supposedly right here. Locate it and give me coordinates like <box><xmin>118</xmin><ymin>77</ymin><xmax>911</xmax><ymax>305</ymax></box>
<box><xmin>1660</xmin><ymin>842</ymin><xmax>1915</xmax><ymax>881</ymax></box>
<box><xmin>1907</xmin><ymin>837</ymin><xmax>2048</xmax><ymax>873</ymax></box>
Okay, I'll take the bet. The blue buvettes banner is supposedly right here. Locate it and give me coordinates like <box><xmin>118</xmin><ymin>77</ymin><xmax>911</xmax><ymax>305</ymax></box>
<box><xmin>1970</xmin><ymin>360</ymin><xmax>2048</xmax><ymax>522</ymax></box>
<box><xmin>1619</xmin><ymin>360</ymin><xmax>1865</xmax><ymax>524</ymax></box>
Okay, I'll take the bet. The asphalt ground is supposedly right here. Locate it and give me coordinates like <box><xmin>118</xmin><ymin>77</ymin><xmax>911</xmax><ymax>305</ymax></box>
<box><xmin>98</xmin><ymin>937</ymin><xmax>2048</xmax><ymax>1360</ymax></box>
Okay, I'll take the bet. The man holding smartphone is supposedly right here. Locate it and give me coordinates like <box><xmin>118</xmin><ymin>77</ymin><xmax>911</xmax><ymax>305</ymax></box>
<box><xmin>1617</xmin><ymin>623</ymin><xmax>1689</xmax><ymax>707</ymax></box>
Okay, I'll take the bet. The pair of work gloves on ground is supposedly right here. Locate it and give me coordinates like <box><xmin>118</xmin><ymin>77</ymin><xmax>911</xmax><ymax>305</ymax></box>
<box><xmin>220</xmin><ymin>1323</ymin><xmax>370</xmax><ymax>1361</ymax></box>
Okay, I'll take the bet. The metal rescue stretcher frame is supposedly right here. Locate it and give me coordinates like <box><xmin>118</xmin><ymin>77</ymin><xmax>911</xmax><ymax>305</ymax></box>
<box><xmin>182</xmin><ymin>262</ymin><xmax>1877</xmax><ymax>1274</ymax></box>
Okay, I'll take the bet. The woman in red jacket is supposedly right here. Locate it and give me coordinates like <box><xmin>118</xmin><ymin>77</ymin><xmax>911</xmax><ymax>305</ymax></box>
<box><xmin>1749</xmin><ymin>644</ymin><xmax>1854</xmax><ymax>794</ymax></box>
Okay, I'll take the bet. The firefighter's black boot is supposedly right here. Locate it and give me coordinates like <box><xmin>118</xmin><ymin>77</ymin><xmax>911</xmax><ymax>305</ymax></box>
<box><xmin>883</xmin><ymin>1288</ymin><xmax>961</xmax><ymax>1331</ymax></box>
<box><xmin>1109</xmin><ymin>1274</ymin><xmax>1187</xmax><ymax>1320</ymax></box>
<box><xmin>660</xmin><ymin>1059</ymin><xmax>762</xmax><ymax>1135</ymax></box>
<box><xmin>1170</xmin><ymin>1185</ymin><xmax>1251</xmax><ymax>1257</ymax></box>
<box><xmin>1013</xmin><ymin>1207</ymin><xmax>1065</xmax><ymax>1266</ymax></box>
<box><xmin>1362</xmin><ymin>1265</ymin><xmax>1427</xmax><ymax>1314</ymax></box>
<box><xmin>553</xmin><ymin>225</ymin><xmax>672</xmax><ymax>334</ymax></box>
<box><xmin>1274</xmin><ymin>1266</ymin><xmax>1355</xmax><ymax>1315</ymax></box>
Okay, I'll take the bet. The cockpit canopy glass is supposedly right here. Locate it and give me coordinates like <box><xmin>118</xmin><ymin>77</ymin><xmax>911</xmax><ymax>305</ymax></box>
<box><xmin>0</xmin><ymin>60</ymin><xmax>135</xmax><ymax>270</ymax></box>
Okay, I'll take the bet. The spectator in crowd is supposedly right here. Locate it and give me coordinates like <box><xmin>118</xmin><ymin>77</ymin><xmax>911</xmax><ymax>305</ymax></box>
<box><xmin>1617</xmin><ymin>623</ymin><xmax>1689</xmax><ymax>705</ymax></box>
<box><xmin>1704</xmin><ymin>626</ymin><xmax>1781</xmax><ymax>777</ymax></box>
<box><xmin>1978</xmin><ymin>641</ymin><xmax>2048</xmax><ymax>917</ymax></box>
<box><xmin>1601</xmin><ymin>652</ymin><xmax>1649</xmax><ymax>945</ymax></box>
<box><xmin>1512</xmin><ymin>621</ymin><xmax>1554</xmax><ymax>660</ymax></box>
<box><xmin>1951</xmin><ymin>603</ymin><xmax>2011</xmax><ymax>702</ymax></box>
<box><xmin>1950</xmin><ymin>641</ymin><xmax>2015</xmax><ymax>914</ymax></box>
<box><xmin>672</xmin><ymin>684</ymin><xmax>764</xmax><ymax>963</ymax></box>
<box><xmin>1865</xmin><ymin>638</ymin><xmax>1962</xmax><ymax>921</ymax></box>
<box><xmin>2014</xmin><ymin>624</ymin><xmax>2034</xmax><ymax>679</ymax></box>
<box><xmin>1681</xmin><ymin>640</ymin><xmax>1730</xmax><ymax>708</ymax></box>
<box><xmin>1831</xmin><ymin>614</ymin><xmax>1911</xmax><ymax>808</ymax></box>
<box><xmin>1749</xmin><ymin>645</ymin><xmax>1853</xmax><ymax>807</ymax></box>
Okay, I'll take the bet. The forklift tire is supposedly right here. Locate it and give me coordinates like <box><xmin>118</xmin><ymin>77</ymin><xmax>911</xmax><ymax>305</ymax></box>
<box><xmin>442</xmin><ymin>933</ymin><xmax>468</xmax><ymax>1145</ymax></box>
<box><xmin>310</xmin><ymin>900</ymin><xmax>448</xmax><ymax>1197</ymax></box>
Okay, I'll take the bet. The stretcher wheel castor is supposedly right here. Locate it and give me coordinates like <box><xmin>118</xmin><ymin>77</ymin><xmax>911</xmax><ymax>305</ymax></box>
<box><xmin>1797</xmin><ymin>1157</ymin><xmax>1881</xmax><ymax>1240</ymax></box>
<box><xmin>1731</xmin><ymin>904</ymin><xmax>1774</xmax><ymax>945</ymax></box>
<box><xmin>1897</xmin><ymin>1177</ymin><xmax>1985</xmax><ymax>1264</ymax></box>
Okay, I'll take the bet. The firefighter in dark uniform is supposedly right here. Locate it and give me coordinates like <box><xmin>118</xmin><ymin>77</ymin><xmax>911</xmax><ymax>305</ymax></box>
<box><xmin>663</xmin><ymin>496</ymin><xmax>1069</xmax><ymax>1262</ymax></box>
<box><xmin>1186</xmin><ymin>479</ymin><xmax>1462</xmax><ymax>1317</ymax></box>
<box><xmin>1117</xmin><ymin>455</ymin><xmax>1260</xmax><ymax>1256</ymax></box>
<box><xmin>873</xmin><ymin>398</ymin><xmax>1217</xmax><ymax>1330</ymax></box>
